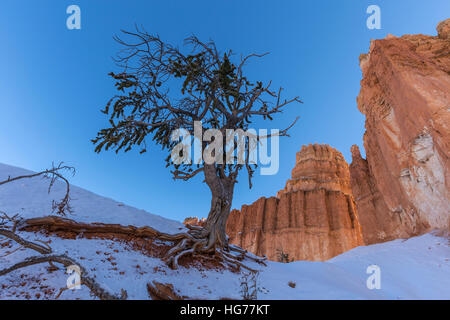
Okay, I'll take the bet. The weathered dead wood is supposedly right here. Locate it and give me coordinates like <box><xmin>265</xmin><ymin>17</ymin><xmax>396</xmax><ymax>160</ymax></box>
<box><xmin>0</xmin><ymin>254</ymin><xmax>126</xmax><ymax>300</ymax></box>
<box><xmin>146</xmin><ymin>281</ymin><xmax>187</xmax><ymax>300</ymax></box>
<box><xmin>0</xmin><ymin>229</ymin><xmax>52</xmax><ymax>254</ymax></box>
<box><xmin>21</xmin><ymin>216</ymin><xmax>164</xmax><ymax>238</ymax></box>
<box><xmin>0</xmin><ymin>220</ymin><xmax>127</xmax><ymax>300</ymax></box>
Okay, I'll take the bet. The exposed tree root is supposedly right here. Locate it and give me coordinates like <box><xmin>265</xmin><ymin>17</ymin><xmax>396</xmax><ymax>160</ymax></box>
<box><xmin>17</xmin><ymin>216</ymin><xmax>266</xmax><ymax>272</ymax></box>
<box><xmin>1</xmin><ymin>215</ymin><xmax>267</xmax><ymax>299</ymax></box>
<box><xmin>158</xmin><ymin>224</ymin><xmax>267</xmax><ymax>272</ymax></box>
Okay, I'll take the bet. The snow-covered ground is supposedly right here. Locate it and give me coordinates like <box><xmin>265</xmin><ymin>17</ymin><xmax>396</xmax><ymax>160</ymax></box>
<box><xmin>261</xmin><ymin>233</ymin><xmax>449</xmax><ymax>299</ymax></box>
<box><xmin>0</xmin><ymin>163</ymin><xmax>184</xmax><ymax>233</ymax></box>
<box><xmin>0</xmin><ymin>162</ymin><xmax>449</xmax><ymax>300</ymax></box>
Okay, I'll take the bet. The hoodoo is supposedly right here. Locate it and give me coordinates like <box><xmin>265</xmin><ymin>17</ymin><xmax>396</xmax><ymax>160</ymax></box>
<box><xmin>226</xmin><ymin>144</ymin><xmax>364</xmax><ymax>261</ymax></box>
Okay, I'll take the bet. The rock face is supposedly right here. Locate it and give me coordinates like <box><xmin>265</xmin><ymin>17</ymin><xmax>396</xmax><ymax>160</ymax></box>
<box><xmin>277</xmin><ymin>144</ymin><xmax>353</xmax><ymax>197</ymax></box>
<box><xmin>226</xmin><ymin>144</ymin><xmax>364</xmax><ymax>261</ymax></box>
<box><xmin>183</xmin><ymin>217</ymin><xmax>206</xmax><ymax>227</ymax></box>
<box><xmin>437</xmin><ymin>18</ymin><xmax>450</xmax><ymax>40</ymax></box>
<box><xmin>349</xmin><ymin>145</ymin><xmax>407</xmax><ymax>244</ymax></box>
<box><xmin>350</xmin><ymin>19</ymin><xmax>450</xmax><ymax>244</ymax></box>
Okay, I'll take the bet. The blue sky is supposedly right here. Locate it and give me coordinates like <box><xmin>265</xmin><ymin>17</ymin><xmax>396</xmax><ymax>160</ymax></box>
<box><xmin>0</xmin><ymin>1</ymin><xmax>448</xmax><ymax>222</ymax></box>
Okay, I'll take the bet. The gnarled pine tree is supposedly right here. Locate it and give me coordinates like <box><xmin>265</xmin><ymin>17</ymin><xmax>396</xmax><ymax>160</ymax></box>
<box><xmin>92</xmin><ymin>26</ymin><xmax>302</xmax><ymax>270</ymax></box>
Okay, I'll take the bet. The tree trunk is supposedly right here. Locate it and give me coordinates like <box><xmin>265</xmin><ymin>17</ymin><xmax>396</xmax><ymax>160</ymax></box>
<box><xmin>159</xmin><ymin>165</ymin><xmax>266</xmax><ymax>270</ymax></box>
<box><xmin>202</xmin><ymin>164</ymin><xmax>235</xmax><ymax>250</ymax></box>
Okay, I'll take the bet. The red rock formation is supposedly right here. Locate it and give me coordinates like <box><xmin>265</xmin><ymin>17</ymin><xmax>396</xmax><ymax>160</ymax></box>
<box><xmin>226</xmin><ymin>144</ymin><xmax>364</xmax><ymax>261</ymax></box>
<box><xmin>349</xmin><ymin>145</ymin><xmax>407</xmax><ymax>243</ymax></box>
<box><xmin>277</xmin><ymin>144</ymin><xmax>353</xmax><ymax>196</ymax></box>
<box><xmin>350</xmin><ymin>19</ymin><xmax>450</xmax><ymax>243</ymax></box>
<box><xmin>183</xmin><ymin>217</ymin><xmax>206</xmax><ymax>227</ymax></box>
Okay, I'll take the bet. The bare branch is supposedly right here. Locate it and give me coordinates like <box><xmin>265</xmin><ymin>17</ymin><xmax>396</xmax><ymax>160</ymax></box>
<box><xmin>0</xmin><ymin>163</ymin><xmax>75</xmax><ymax>216</ymax></box>
<box><xmin>0</xmin><ymin>254</ymin><xmax>125</xmax><ymax>300</ymax></box>
<box><xmin>171</xmin><ymin>168</ymin><xmax>204</xmax><ymax>181</ymax></box>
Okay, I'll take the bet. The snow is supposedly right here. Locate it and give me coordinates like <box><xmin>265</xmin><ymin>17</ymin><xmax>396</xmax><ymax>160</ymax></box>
<box><xmin>1</xmin><ymin>162</ymin><xmax>449</xmax><ymax>300</ymax></box>
<box><xmin>0</xmin><ymin>162</ymin><xmax>184</xmax><ymax>234</ymax></box>
<box><xmin>327</xmin><ymin>233</ymin><xmax>450</xmax><ymax>299</ymax></box>
<box><xmin>260</xmin><ymin>233</ymin><xmax>449</xmax><ymax>299</ymax></box>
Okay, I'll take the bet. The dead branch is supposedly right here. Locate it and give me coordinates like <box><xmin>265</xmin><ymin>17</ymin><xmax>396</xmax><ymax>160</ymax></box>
<box><xmin>172</xmin><ymin>168</ymin><xmax>204</xmax><ymax>181</ymax></box>
<box><xmin>21</xmin><ymin>215</ymin><xmax>164</xmax><ymax>238</ymax></box>
<box><xmin>0</xmin><ymin>254</ymin><xmax>125</xmax><ymax>300</ymax></box>
<box><xmin>0</xmin><ymin>229</ymin><xmax>52</xmax><ymax>254</ymax></box>
<box><xmin>0</xmin><ymin>212</ymin><xmax>21</xmax><ymax>232</ymax></box>
<box><xmin>0</xmin><ymin>218</ymin><xmax>127</xmax><ymax>300</ymax></box>
<box><xmin>146</xmin><ymin>281</ymin><xmax>188</xmax><ymax>300</ymax></box>
<box><xmin>0</xmin><ymin>163</ymin><xmax>75</xmax><ymax>216</ymax></box>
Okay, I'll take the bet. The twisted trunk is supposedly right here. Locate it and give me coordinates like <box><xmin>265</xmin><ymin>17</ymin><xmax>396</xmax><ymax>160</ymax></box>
<box><xmin>201</xmin><ymin>164</ymin><xmax>234</xmax><ymax>250</ymax></box>
<box><xmin>160</xmin><ymin>165</ymin><xmax>266</xmax><ymax>270</ymax></box>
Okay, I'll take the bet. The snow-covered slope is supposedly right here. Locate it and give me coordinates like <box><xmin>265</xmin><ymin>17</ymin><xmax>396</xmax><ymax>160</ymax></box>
<box><xmin>328</xmin><ymin>232</ymin><xmax>450</xmax><ymax>299</ymax></box>
<box><xmin>0</xmin><ymin>162</ymin><xmax>184</xmax><ymax>233</ymax></box>
<box><xmin>0</xmin><ymin>162</ymin><xmax>449</xmax><ymax>300</ymax></box>
<box><xmin>261</xmin><ymin>233</ymin><xmax>449</xmax><ymax>299</ymax></box>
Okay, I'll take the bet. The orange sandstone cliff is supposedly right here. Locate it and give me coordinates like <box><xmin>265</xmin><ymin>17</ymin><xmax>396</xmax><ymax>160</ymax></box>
<box><xmin>226</xmin><ymin>144</ymin><xmax>364</xmax><ymax>261</ymax></box>
<box><xmin>187</xmin><ymin>20</ymin><xmax>450</xmax><ymax>261</ymax></box>
<box><xmin>350</xmin><ymin>19</ymin><xmax>450</xmax><ymax>244</ymax></box>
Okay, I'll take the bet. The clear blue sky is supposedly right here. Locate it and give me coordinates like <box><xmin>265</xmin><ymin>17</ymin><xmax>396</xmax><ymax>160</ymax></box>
<box><xmin>0</xmin><ymin>1</ymin><xmax>448</xmax><ymax>222</ymax></box>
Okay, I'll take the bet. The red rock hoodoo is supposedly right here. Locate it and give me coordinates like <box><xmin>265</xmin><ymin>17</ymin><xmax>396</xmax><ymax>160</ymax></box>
<box><xmin>350</xmin><ymin>19</ymin><xmax>450</xmax><ymax>244</ymax></box>
<box><xmin>226</xmin><ymin>144</ymin><xmax>364</xmax><ymax>261</ymax></box>
<box><xmin>183</xmin><ymin>217</ymin><xmax>206</xmax><ymax>227</ymax></box>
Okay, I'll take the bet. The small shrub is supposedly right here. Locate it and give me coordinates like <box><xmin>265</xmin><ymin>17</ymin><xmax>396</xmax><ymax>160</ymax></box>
<box><xmin>240</xmin><ymin>271</ymin><xmax>259</xmax><ymax>300</ymax></box>
<box><xmin>276</xmin><ymin>248</ymin><xmax>294</xmax><ymax>263</ymax></box>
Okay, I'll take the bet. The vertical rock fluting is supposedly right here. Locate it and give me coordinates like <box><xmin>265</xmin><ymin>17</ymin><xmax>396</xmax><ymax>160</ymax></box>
<box><xmin>350</xmin><ymin>19</ymin><xmax>450</xmax><ymax>244</ymax></box>
<box><xmin>226</xmin><ymin>144</ymin><xmax>364</xmax><ymax>261</ymax></box>
<box><xmin>349</xmin><ymin>145</ymin><xmax>406</xmax><ymax>243</ymax></box>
